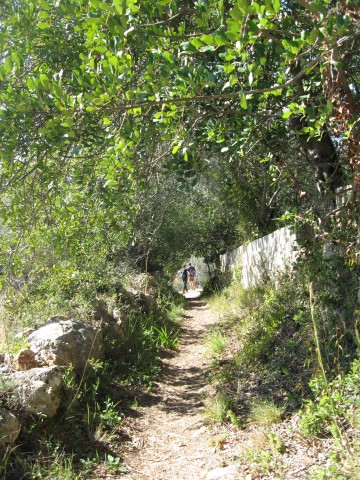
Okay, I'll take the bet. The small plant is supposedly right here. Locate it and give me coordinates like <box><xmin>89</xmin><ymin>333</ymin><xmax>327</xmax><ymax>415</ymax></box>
<box><xmin>204</xmin><ymin>393</ymin><xmax>232</xmax><ymax>424</ymax></box>
<box><xmin>248</xmin><ymin>398</ymin><xmax>284</xmax><ymax>426</ymax></box>
<box><xmin>86</xmin><ymin>396</ymin><xmax>123</xmax><ymax>439</ymax></box>
<box><xmin>16</xmin><ymin>444</ymin><xmax>79</xmax><ymax>480</ymax></box>
<box><xmin>242</xmin><ymin>430</ymin><xmax>286</xmax><ymax>478</ymax></box>
<box><xmin>152</xmin><ymin>324</ymin><xmax>179</xmax><ymax>349</ymax></box>
<box><xmin>0</xmin><ymin>444</ymin><xmax>17</xmax><ymax>479</ymax></box>
<box><xmin>227</xmin><ymin>409</ymin><xmax>241</xmax><ymax>428</ymax></box>
<box><xmin>104</xmin><ymin>453</ymin><xmax>128</xmax><ymax>473</ymax></box>
<box><xmin>205</xmin><ymin>330</ymin><xmax>226</xmax><ymax>357</ymax></box>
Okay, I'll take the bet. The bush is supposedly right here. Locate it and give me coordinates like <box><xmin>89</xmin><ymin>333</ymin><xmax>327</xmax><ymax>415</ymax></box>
<box><xmin>299</xmin><ymin>358</ymin><xmax>360</xmax><ymax>438</ymax></box>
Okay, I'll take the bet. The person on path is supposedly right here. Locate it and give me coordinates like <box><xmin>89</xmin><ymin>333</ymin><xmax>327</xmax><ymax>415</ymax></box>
<box><xmin>188</xmin><ymin>263</ymin><xmax>196</xmax><ymax>290</ymax></box>
<box><xmin>180</xmin><ymin>264</ymin><xmax>189</xmax><ymax>294</ymax></box>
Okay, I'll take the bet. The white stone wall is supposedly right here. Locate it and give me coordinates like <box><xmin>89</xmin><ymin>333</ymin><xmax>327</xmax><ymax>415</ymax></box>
<box><xmin>220</xmin><ymin>226</ymin><xmax>299</xmax><ymax>289</ymax></box>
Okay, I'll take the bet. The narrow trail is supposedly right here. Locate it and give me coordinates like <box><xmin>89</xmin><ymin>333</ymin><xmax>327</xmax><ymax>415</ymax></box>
<box><xmin>121</xmin><ymin>291</ymin><xmax>235</xmax><ymax>480</ymax></box>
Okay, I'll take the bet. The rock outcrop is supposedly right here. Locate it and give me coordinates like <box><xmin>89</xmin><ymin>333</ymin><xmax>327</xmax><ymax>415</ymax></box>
<box><xmin>0</xmin><ymin>408</ymin><xmax>21</xmax><ymax>444</ymax></box>
<box><xmin>0</xmin><ymin>366</ymin><xmax>63</xmax><ymax>418</ymax></box>
<box><xmin>91</xmin><ymin>305</ymin><xmax>128</xmax><ymax>357</ymax></box>
<box><xmin>14</xmin><ymin>348</ymin><xmax>39</xmax><ymax>371</ymax></box>
<box><xmin>28</xmin><ymin>318</ymin><xmax>103</xmax><ymax>375</ymax></box>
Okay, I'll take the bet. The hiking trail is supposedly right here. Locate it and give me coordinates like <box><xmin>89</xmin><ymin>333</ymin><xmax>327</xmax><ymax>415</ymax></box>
<box><xmin>118</xmin><ymin>291</ymin><xmax>326</xmax><ymax>480</ymax></box>
<box><xmin>120</xmin><ymin>290</ymin><xmax>238</xmax><ymax>480</ymax></box>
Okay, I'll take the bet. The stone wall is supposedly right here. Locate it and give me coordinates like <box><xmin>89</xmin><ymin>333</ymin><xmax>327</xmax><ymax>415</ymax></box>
<box><xmin>220</xmin><ymin>226</ymin><xmax>299</xmax><ymax>289</ymax></box>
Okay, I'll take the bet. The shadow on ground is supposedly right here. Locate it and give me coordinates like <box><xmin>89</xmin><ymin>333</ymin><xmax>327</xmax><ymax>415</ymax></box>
<box><xmin>122</xmin><ymin>294</ymin><xmax>210</xmax><ymax>419</ymax></box>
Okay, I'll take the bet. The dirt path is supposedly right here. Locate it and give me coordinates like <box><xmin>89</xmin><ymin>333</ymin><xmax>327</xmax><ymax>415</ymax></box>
<box><xmin>121</xmin><ymin>291</ymin><xmax>235</xmax><ymax>480</ymax></box>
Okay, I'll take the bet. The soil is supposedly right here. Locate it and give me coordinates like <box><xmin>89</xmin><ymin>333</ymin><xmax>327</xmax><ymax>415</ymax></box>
<box><xmin>119</xmin><ymin>290</ymin><xmax>230</xmax><ymax>480</ymax></box>
<box><xmin>116</xmin><ymin>291</ymin><xmax>330</xmax><ymax>480</ymax></box>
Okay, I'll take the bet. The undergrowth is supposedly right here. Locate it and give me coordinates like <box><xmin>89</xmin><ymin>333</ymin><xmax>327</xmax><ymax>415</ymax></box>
<box><xmin>206</xmin><ymin>251</ymin><xmax>359</xmax><ymax>478</ymax></box>
<box><xmin>0</xmin><ymin>274</ymin><xmax>185</xmax><ymax>479</ymax></box>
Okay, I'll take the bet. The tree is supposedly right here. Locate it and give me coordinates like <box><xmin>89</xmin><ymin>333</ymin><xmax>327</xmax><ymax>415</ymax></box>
<box><xmin>0</xmin><ymin>0</ymin><xmax>358</xmax><ymax>284</ymax></box>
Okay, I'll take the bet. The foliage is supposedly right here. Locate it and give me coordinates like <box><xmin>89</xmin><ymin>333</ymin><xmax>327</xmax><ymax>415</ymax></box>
<box><xmin>0</xmin><ymin>0</ymin><xmax>359</xmax><ymax>476</ymax></box>
<box><xmin>299</xmin><ymin>358</ymin><xmax>360</xmax><ymax>438</ymax></box>
<box><xmin>204</xmin><ymin>392</ymin><xmax>234</xmax><ymax>424</ymax></box>
<box><xmin>152</xmin><ymin>325</ymin><xmax>179</xmax><ymax>350</ymax></box>
<box><xmin>248</xmin><ymin>398</ymin><xmax>285</xmax><ymax>426</ymax></box>
<box><xmin>205</xmin><ymin>329</ymin><xmax>227</xmax><ymax>358</ymax></box>
<box><xmin>242</xmin><ymin>430</ymin><xmax>286</xmax><ymax>479</ymax></box>
<box><xmin>0</xmin><ymin>0</ymin><xmax>358</xmax><ymax>298</ymax></box>
<box><xmin>299</xmin><ymin>358</ymin><xmax>360</xmax><ymax>478</ymax></box>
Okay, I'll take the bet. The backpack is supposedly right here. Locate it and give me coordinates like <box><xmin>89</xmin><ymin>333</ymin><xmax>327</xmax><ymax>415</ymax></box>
<box><xmin>181</xmin><ymin>268</ymin><xmax>188</xmax><ymax>280</ymax></box>
<box><xmin>188</xmin><ymin>266</ymin><xmax>195</xmax><ymax>276</ymax></box>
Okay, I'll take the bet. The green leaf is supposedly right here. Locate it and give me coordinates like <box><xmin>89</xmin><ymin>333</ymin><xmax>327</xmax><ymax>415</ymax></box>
<box><xmin>4</xmin><ymin>57</ymin><xmax>13</xmax><ymax>74</ymax></box>
<box><xmin>240</xmin><ymin>93</ymin><xmax>247</xmax><ymax>109</ymax></box>
<box><xmin>229</xmin><ymin>5</ymin><xmax>242</xmax><ymax>21</ymax></box>
<box><xmin>282</xmin><ymin>108</ymin><xmax>292</xmax><ymax>119</ymax></box>
<box><xmin>272</xmin><ymin>0</ymin><xmax>280</xmax><ymax>13</ymax></box>
<box><xmin>113</xmin><ymin>0</ymin><xmax>122</xmax><ymax>14</ymax></box>
<box><xmin>224</xmin><ymin>63</ymin><xmax>235</xmax><ymax>74</ymax></box>
<box><xmin>38</xmin><ymin>22</ymin><xmax>51</xmax><ymax>29</ymax></box>
<box><xmin>39</xmin><ymin>10</ymin><xmax>51</xmax><ymax>19</ymax></box>
<box><xmin>27</xmin><ymin>78</ymin><xmax>37</xmax><ymax>90</ymax></box>
<box><xmin>52</xmin><ymin>83</ymin><xmax>63</xmax><ymax>98</ymax></box>
<box><xmin>109</xmin><ymin>56</ymin><xmax>118</xmax><ymax>67</ymax></box>
<box><xmin>190</xmin><ymin>38</ymin><xmax>203</xmax><ymax>50</ymax></box>
<box><xmin>127</xmin><ymin>0</ymin><xmax>139</xmax><ymax>13</ymax></box>
<box><xmin>201</xmin><ymin>35</ymin><xmax>217</xmax><ymax>45</ymax></box>
<box><xmin>236</xmin><ymin>0</ymin><xmax>251</xmax><ymax>14</ymax></box>
<box><xmin>125</xmin><ymin>90</ymin><xmax>135</xmax><ymax>100</ymax></box>
<box><xmin>85</xmin><ymin>17</ymin><xmax>102</xmax><ymax>25</ymax></box>
<box><xmin>172</xmin><ymin>145</ymin><xmax>181</xmax><ymax>154</ymax></box>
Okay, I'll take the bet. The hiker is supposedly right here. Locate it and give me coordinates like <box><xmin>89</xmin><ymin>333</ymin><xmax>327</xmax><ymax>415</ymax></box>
<box><xmin>188</xmin><ymin>263</ymin><xmax>196</xmax><ymax>290</ymax></box>
<box><xmin>180</xmin><ymin>264</ymin><xmax>189</xmax><ymax>293</ymax></box>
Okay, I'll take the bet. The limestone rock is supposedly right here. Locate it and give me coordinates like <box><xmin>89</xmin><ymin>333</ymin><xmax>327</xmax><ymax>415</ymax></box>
<box><xmin>134</xmin><ymin>292</ymin><xmax>155</xmax><ymax>314</ymax></box>
<box><xmin>0</xmin><ymin>408</ymin><xmax>21</xmax><ymax>444</ymax></box>
<box><xmin>205</xmin><ymin>465</ymin><xmax>240</xmax><ymax>480</ymax></box>
<box><xmin>28</xmin><ymin>319</ymin><xmax>103</xmax><ymax>375</ymax></box>
<box><xmin>4</xmin><ymin>353</ymin><xmax>13</xmax><ymax>366</ymax></box>
<box><xmin>14</xmin><ymin>348</ymin><xmax>39</xmax><ymax>371</ymax></box>
<box><xmin>0</xmin><ymin>366</ymin><xmax>62</xmax><ymax>418</ymax></box>
<box><xmin>91</xmin><ymin>306</ymin><xmax>128</xmax><ymax>357</ymax></box>
<box><xmin>14</xmin><ymin>328</ymin><xmax>36</xmax><ymax>340</ymax></box>
<box><xmin>91</xmin><ymin>305</ymin><xmax>113</xmax><ymax>323</ymax></box>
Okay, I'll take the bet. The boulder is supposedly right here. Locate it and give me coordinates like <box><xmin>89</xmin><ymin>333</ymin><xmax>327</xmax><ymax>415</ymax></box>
<box><xmin>14</xmin><ymin>348</ymin><xmax>39</xmax><ymax>371</ymax></box>
<box><xmin>91</xmin><ymin>305</ymin><xmax>113</xmax><ymax>323</ymax></box>
<box><xmin>28</xmin><ymin>319</ymin><xmax>103</xmax><ymax>375</ymax></box>
<box><xmin>133</xmin><ymin>292</ymin><xmax>155</xmax><ymax>314</ymax></box>
<box><xmin>91</xmin><ymin>306</ymin><xmax>128</xmax><ymax>357</ymax></box>
<box><xmin>14</xmin><ymin>327</ymin><xmax>36</xmax><ymax>340</ymax></box>
<box><xmin>0</xmin><ymin>408</ymin><xmax>21</xmax><ymax>444</ymax></box>
<box><xmin>0</xmin><ymin>366</ymin><xmax>63</xmax><ymax>418</ymax></box>
<box><xmin>113</xmin><ymin>307</ymin><xmax>129</xmax><ymax>335</ymax></box>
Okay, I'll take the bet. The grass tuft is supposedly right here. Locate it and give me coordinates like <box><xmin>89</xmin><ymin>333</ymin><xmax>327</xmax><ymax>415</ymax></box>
<box><xmin>204</xmin><ymin>392</ymin><xmax>232</xmax><ymax>424</ymax></box>
<box><xmin>248</xmin><ymin>399</ymin><xmax>285</xmax><ymax>426</ymax></box>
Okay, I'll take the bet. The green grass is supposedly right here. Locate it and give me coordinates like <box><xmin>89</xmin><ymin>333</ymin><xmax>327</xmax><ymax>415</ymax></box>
<box><xmin>204</xmin><ymin>393</ymin><xmax>233</xmax><ymax>424</ymax></box>
<box><xmin>248</xmin><ymin>398</ymin><xmax>285</xmax><ymax>426</ymax></box>
<box><xmin>205</xmin><ymin>330</ymin><xmax>226</xmax><ymax>358</ymax></box>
